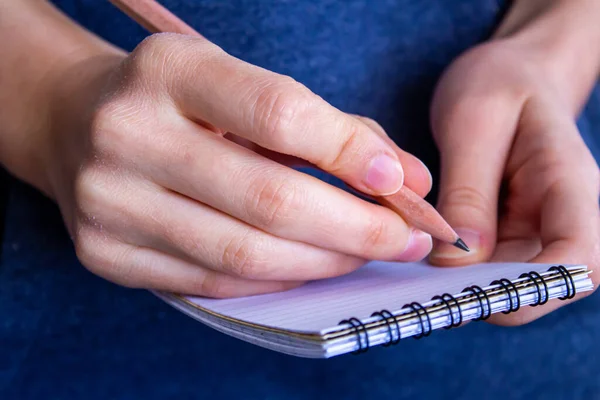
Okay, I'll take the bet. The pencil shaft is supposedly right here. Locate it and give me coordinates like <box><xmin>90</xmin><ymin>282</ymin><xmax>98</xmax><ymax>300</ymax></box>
<box><xmin>108</xmin><ymin>0</ymin><xmax>466</xmax><ymax>250</ymax></box>
<box><xmin>108</xmin><ymin>0</ymin><xmax>201</xmax><ymax>36</ymax></box>
<box><xmin>377</xmin><ymin>188</ymin><xmax>458</xmax><ymax>244</ymax></box>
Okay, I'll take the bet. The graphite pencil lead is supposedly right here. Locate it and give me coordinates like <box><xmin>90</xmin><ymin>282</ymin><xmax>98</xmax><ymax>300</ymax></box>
<box><xmin>453</xmin><ymin>238</ymin><xmax>470</xmax><ymax>252</ymax></box>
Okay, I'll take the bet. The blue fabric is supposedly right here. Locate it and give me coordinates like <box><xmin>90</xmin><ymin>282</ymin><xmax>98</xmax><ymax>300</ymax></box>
<box><xmin>2</xmin><ymin>0</ymin><xmax>600</xmax><ymax>398</ymax></box>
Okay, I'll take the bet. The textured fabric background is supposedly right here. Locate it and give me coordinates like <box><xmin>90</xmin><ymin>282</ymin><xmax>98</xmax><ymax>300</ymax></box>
<box><xmin>2</xmin><ymin>1</ymin><xmax>600</xmax><ymax>399</ymax></box>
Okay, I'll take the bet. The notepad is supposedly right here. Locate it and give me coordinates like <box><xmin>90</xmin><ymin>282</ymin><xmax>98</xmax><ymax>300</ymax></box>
<box><xmin>155</xmin><ymin>261</ymin><xmax>593</xmax><ymax>358</ymax></box>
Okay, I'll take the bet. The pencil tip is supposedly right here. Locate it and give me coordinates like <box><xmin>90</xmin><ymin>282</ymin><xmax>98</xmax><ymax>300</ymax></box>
<box><xmin>454</xmin><ymin>238</ymin><xmax>470</xmax><ymax>252</ymax></box>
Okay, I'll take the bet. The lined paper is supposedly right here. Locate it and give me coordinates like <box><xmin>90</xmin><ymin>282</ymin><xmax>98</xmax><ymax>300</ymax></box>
<box><xmin>185</xmin><ymin>261</ymin><xmax>581</xmax><ymax>333</ymax></box>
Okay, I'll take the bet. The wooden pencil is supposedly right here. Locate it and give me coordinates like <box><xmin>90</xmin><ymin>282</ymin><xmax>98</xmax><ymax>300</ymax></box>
<box><xmin>107</xmin><ymin>0</ymin><xmax>469</xmax><ymax>252</ymax></box>
<box><xmin>108</xmin><ymin>0</ymin><xmax>201</xmax><ymax>37</ymax></box>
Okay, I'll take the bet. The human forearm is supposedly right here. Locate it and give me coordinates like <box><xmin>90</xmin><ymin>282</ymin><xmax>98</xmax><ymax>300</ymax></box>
<box><xmin>494</xmin><ymin>0</ymin><xmax>600</xmax><ymax>114</ymax></box>
<box><xmin>0</xmin><ymin>0</ymin><xmax>125</xmax><ymax>196</ymax></box>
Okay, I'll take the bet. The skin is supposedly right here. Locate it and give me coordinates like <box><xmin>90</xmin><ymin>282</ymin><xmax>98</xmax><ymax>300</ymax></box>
<box><xmin>0</xmin><ymin>0</ymin><xmax>599</xmax><ymax>326</ymax></box>
<box><xmin>429</xmin><ymin>0</ymin><xmax>600</xmax><ymax>325</ymax></box>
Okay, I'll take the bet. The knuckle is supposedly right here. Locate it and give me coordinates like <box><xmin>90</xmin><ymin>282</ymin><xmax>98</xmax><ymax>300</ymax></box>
<box><xmin>359</xmin><ymin>217</ymin><xmax>390</xmax><ymax>256</ymax></box>
<box><xmin>354</xmin><ymin>115</ymin><xmax>385</xmax><ymax>136</ymax></box>
<box><xmin>173</xmin><ymin>141</ymin><xmax>216</xmax><ymax>174</ymax></box>
<box><xmin>439</xmin><ymin>185</ymin><xmax>492</xmax><ymax>216</ymax></box>
<box><xmin>251</xmin><ymin>77</ymin><xmax>314</xmax><ymax>150</ymax></box>
<box><xmin>355</xmin><ymin>115</ymin><xmax>376</xmax><ymax>125</ymax></box>
<box><xmin>323</xmin><ymin>120</ymin><xmax>361</xmax><ymax>172</ymax></box>
<box><xmin>89</xmin><ymin>99</ymin><xmax>147</xmax><ymax>153</ymax></box>
<box><xmin>89</xmin><ymin>103</ymin><xmax>118</xmax><ymax>147</ymax></box>
<box><xmin>74</xmin><ymin>229</ymin><xmax>138</xmax><ymax>287</ymax></box>
<box><xmin>127</xmin><ymin>33</ymin><xmax>221</xmax><ymax>96</ymax></box>
<box><xmin>220</xmin><ymin>233</ymin><xmax>266</xmax><ymax>278</ymax></box>
<box><xmin>130</xmin><ymin>33</ymin><xmax>181</xmax><ymax>72</ymax></box>
<box><xmin>73</xmin><ymin>167</ymin><xmax>108</xmax><ymax>216</ymax></box>
<box><xmin>247</xmin><ymin>178</ymin><xmax>300</xmax><ymax>230</ymax></box>
<box><xmin>135</xmin><ymin>32</ymin><xmax>217</xmax><ymax>59</ymax></box>
<box><xmin>73</xmin><ymin>166</ymin><xmax>127</xmax><ymax>225</ymax></box>
<box><xmin>135</xmin><ymin>32</ymin><xmax>177</xmax><ymax>51</ymax></box>
<box><xmin>73</xmin><ymin>226</ymin><xmax>101</xmax><ymax>270</ymax></box>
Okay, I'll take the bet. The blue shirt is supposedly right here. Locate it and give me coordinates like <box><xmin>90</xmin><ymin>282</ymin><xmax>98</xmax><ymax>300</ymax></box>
<box><xmin>4</xmin><ymin>1</ymin><xmax>600</xmax><ymax>399</ymax></box>
<box><xmin>50</xmin><ymin>0</ymin><xmax>509</xmax><ymax>192</ymax></box>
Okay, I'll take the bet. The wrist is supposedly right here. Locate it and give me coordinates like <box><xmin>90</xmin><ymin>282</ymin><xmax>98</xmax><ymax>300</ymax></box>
<box><xmin>493</xmin><ymin>0</ymin><xmax>600</xmax><ymax>114</ymax></box>
<box><xmin>3</xmin><ymin>48</ymin><xmax>126</xmax><ymax>201</ymax></box>
<box><xmin>0</xmin><ymin>0</ymin><xmax>128</xmax><ymax>199</ymax></box>
<box><xmin>43</xmin><ymin>50</ymin><xmax>127</xmax><ymax>202</ymax></box>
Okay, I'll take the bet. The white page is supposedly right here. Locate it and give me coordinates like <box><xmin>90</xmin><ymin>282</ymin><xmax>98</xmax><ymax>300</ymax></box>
<box><xmin>183</xmin><ymin>261</ymin><xmax>583</xmax><ymax>334</ymax></box>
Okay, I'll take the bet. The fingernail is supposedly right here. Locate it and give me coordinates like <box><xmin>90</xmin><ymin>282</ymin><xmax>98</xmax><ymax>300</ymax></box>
<box><xmin>429</xmin><ymin>228</ymin><xmax>481</xmax><ymax>261</ymax></box>
<box><xmin>394</xmin><ymin>229</ymin><xmax>433</xmax><ymax>262</ymax></box>
<box><xmin>364</xmin><ymin>154</ymin><xmax>404</xmax><ymax>195</ymax></box>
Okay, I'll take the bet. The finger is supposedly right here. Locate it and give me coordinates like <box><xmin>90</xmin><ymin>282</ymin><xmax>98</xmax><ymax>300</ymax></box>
<box><xmin>351</xmin><ymin>115</ymin><xmax>432</xmax><ymax>198</ymax></box>
<box><xmin>77</xmin><ymin>170</ymin><xmax>432</xmax><ymax>281</ymax></box>
<box><xmin>488</xmin><ymin>174</ymin><xmax>600</xmax><ymax>326</ymax></box>
<box><xmin>485</xmin><ymin>106</ymin><xmax>600</xmax><ymax>325</ymax></box>
<box><xmin>487</xmin><ymin>183</ymin><xmax>600</xmax><ymax>326</ymax></box>
<box><xmin>137</xmin><ymin>34</ymin><xmax>404</xmax><ymax>196</ymax></box>
<box><xmin>140</xmin><ymin>190</ymin><xmax>431</xmax><ymax>280</ymax></box>
<box><xmin>75</xmin><ymin>234</ymin><xmax>303</xmax><ymax>298</ymax></box>
<box><xmin>129</xmin><ymin>119</ymin><xmax>425</xmax><ymax>262</ymax></box>
<box><xmin>428</xmin><ymin>90</ymin><xmax>523</xmax><ymax>265</ymax></box>
<box><xmin>224</xmin><ymin>132</ymin><xmax>315</xmax><ymax>169</ymax></box>
<box><xmin>490</xmin><ymin>238</ymin><xmax>542</xmax><ymax>263</ymax></box>
<box><xmin>122</xmin><ymin>187</ymin><xmax>369</xmax><ymax>281</ymax></box>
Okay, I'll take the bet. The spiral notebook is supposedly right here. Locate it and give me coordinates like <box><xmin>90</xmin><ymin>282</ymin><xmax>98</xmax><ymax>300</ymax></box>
<box><xmin>155</xmin><ymin>261</ymin><xmax>593</xmax><ymax>358</ymax></box>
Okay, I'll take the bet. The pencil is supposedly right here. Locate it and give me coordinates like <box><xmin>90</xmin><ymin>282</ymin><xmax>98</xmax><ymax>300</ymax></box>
<box><xmin>107</xmin><ymin>0</ymin><xmax>469</xmax><ymax>252</ymax></box>
<box><xmin>108</xmin><ymin>0</ymin><xmax>201</xmax><ymax>37</ymax></box>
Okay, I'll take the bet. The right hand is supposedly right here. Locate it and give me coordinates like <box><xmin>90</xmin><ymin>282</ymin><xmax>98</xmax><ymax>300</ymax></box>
<box><xmin>45</xmin><ymin>33</ymin><xmax>433</xmax><ymax>297</ymax></box>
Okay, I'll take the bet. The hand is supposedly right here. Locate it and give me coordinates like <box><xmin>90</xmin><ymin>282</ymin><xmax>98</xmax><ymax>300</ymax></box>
<box><xmin>44</xmin><ymin>33</ymin><xmax>434</xmax><ymax>298</ymax></box>
<box><xmin>428</xmin><ymin>39</ymin><xmax>600</xmax><ymax>325</ymax></box>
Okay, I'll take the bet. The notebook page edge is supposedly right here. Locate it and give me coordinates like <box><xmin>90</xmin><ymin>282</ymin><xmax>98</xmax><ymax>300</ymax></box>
<box><xmin>153</xmin><ymin>292</ymin><xmax>327</xmax><ymax>358</ymax></box>
<box><xmin>153</xmin><ymin>290</ymin><xmax>325</xmax><ymax>339</ymax></box>
<box><xmin>163</xmin><ymin>261</ymin><xmax>585</xmax><ymax>334</ymax></box>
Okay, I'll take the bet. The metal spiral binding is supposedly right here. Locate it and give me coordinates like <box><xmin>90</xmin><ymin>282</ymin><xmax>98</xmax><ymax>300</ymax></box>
<box><xmin>490</xmin><ymin>278</ymin><xmax>521</xmax><ymax>314</ymax></box>
<box><xmin>461</xmin><ymin>285</ymin><xmax>492</xmax><ymax>321</ymax></box>
<box><xmin>370</xmin><ymin>309</ymin><xmax>400</xmax><ymax>346</ymax></box>
<box><xmin>402</xmin><ymin>302</ymin><xmax>432</xmax><ymax>339</ymax></box>
<box><xmin>431</xmin><ymin>293</ymin><xmax>462</xmax><ymax>329</ymax></box>
<box><xmin>338</xmin><ymin>317</ymin><xmax>370</xmax><ymax>354</ymax></box>
<box><xmin>549</xmin><ymin>265</ymin><xmax>576</xmax><ymax>300</ymax></box>
<box><xmin>339</xmin><ymin>265</ymin><xmax>579</xmax><ymax>354</ymax></box>
<box><xmin>518</xmin><ymin>270</ymin><xmax>548</xmax><ymax>306</ymax></box>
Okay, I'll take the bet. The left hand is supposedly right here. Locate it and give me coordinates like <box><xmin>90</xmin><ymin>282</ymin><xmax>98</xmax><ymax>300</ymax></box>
<box><xmin>427</xmin><ymin>39</ymin><xmax>600</xmax><ymax>325</ymax></box>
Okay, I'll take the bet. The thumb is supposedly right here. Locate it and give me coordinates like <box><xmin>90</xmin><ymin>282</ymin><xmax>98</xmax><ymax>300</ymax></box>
<box><xmin>428</xmin><ymin>153</ymin><xmax>499</xmax><ymax>266</ymax></box>
<box><xmin>427</xmin><ymin>97</ymin><xmax>517</xmax><ymax>266</ymax></box>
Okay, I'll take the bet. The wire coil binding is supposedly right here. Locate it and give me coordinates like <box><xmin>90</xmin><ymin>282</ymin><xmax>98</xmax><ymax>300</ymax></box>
<box><xmin>490</xmin><ymin>278</ymin><xmax>520</xmax><ymax>314</ymax></box>
<box><xmin>431</xmin><ymin>293</ymin><xmax>462</xmax><ymax>329</ymax></box>
<box><xmin>518</xmin><ymin>270</ymin><xmax>548</xmax><ymax>306</ymax></box>
<box><xmin>402</xmin><ymin>302</ymin><xmax>432</xmax><ymax>339</ymax></box>
<box><xmin>549</xmin><ymin>265</ymin><xmax>576</xmax><ymax>300</ymax></box>
<box><xmin>462</xmin><ymin>285</ymin><xmax>492</xmax><ymax>321</ymax></box>
<box><xmin>338</xmin><ymin>317</ymin><xmax>369</xmax><ymax>354</ymax></box>
<box><xmin>339</xmin><ymin>265</ymin><xmax>578</xmax><ymax>354</ymax></box>
<box><xmin>370</xmin><ymin>309</ymin><xmax>400</xmax><ymax>346</ymax></box>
